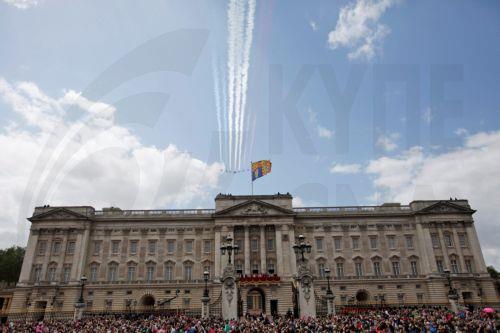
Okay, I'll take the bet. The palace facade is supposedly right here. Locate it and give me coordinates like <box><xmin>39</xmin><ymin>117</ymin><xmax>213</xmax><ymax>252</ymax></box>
<box><xmin>9</xmin><ymin>194</ymin><xmax>498</xmax><ymax>318</ymax></box>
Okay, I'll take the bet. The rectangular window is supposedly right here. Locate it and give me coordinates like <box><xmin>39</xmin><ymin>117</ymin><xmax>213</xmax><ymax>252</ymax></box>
<box><xmin>431</xmin><ymin>234</ymin><xmax>439</xmax><ymax>248</ymax></box>
<box><xmin>52</xmin><ymin>241</ymin><xmax>61</xmax><ymax>255</ymax></box>
<box><xmin>129</xmin><ymin>241</ymin><xmax>138</xmax><ymax>255</ymax></box>
<box><xmin>352</xmin><ymin>237</ymin><xmax>360</xmax><ymax>250</ymax></box>
<box><xmin>267</xmin><ymin>262</ymin><xmax>275</xmax><ymax>274</ymax></box>
<box><xmin>108</xmin><ymin>266</ymin><xmax>117</xmax><ymax>281</ymax></box>
<box><xmin>444</xmin><ymin>234</ymin><xmax>453</xmax><ymax>247</ymax></box>
<box><xmin>235</xmin><ymin>239</ymin><xmax>243</xmax><ymax>251</ymax></box>
<box><xmin>459</xmin><ymin>234</ymin><xmax>468</xmax><ymax>247</ymax></box>
<box><xmin>127</xmin><ymin>266</ymin><xmax>136</xmax><ymax>282</ymax></box>
<box><xmin>252</xmin><ymin>263</ymin><xmax>259</xmax><ymax>274</ymax></box>
<box><xmin>37</xmin><ymin>241</ymin><xmax>47</xmax><ymax>256</ymax></box>
<box><xmin>373</xmin><ymin>262</ymin><xmax>382</xmax><ymax>276</ymax></box>
<box><xmin>203</xmin><ymin>264</ymin><xmax>212</xmax><ymax>276</ymax></box>
<box><xmin>315</xmin><ymin>238</ymin><xmax>324</xmax><ymax>252</ymax></box>
<box><xmin>32</xmin><ymin>264</ymin><xmax>42</xmax><ymax>282</ymax></box>
<box><xmin>146</xmin><ymin>265</ymin><xmax>155</xmax><ymax>282</ymax></box>
<box><xmin>203</xmin><ymin>240</ymin><xmax>212</xmax><ymax>253</ymax></box>
<box><xmin>336</xmin><ymin>262</ymin><xmax>344</xmax><ymax>278</ymax></box>
<box><xmin>436</xmin><ymin>259</ymin><xmax>444</xmax><ymax>273</ymax></box>
<box><xmin>370</xmin><ymin>237</ymin><xmax>378</xmax><ymax>249</ymax></box>
<box><xmin>148</xmin><ymin>240</ymin><xmax>157</xmax><ymax>254</ymax></box>
<box><xmin>465</xmin><ymin>259</ymin><xmax>473</xmax><ymax>273</ymax></box>
<box><xmin>450</xmin><ymin>259</ymin><xmax>459</xmax><ymax>273</ymax></box>
<box><xmin>410</xmin><ymin>261</ymin><xmax>418</xmax><ymax>276</ymax></box>
<box><xmin>405</xmin><ymin>236</ymin><xmax>414</xmax><ymax>249</ymax></box>
<box><xmin>267</xmin><ymin>238</ymin><xmax>274</xmax><ymax>251</ymax></box>
<box><xmin>251</xmin><ymin>239</ymin><xmax>258</xmax><ymax>251</ymax></box>
<box><xmin>66</xmin><ymin>241</ymin><xmax>76</xmax><ymax>255</ymax></box>
<box><xmin>167</xmin><ymin>240</ymin><xmax>175</xmax><ymax>254</ymax></box>
<box><xmin>334</xmin><ymin>237</ymin><xmax>342</xmax><ymax>251</ymax></box>
<box><xmin>387</xmin><ymin>236</ymin><xmax>396</xmax><ymax>249</ymax></box>
<box><xmin>62</xmin><ymin>265</ymin><xmax>71</xmax><ymax>282</ymax></box>
<box><xmin>318</xmin><ymin>263</ymin><xmax>325</xmax><ymax>278</ymax></box>
<box><xmin>355</xmin><ymin>262</ymin><xmax>363</xmax><ymax>277</ymax></box>
<box><xmin>111</xmin><ymin>241</ymin><xmax>120</xmax><ymax>254</ymax></box>
<box><xmin>392</xmin><ymin>261</ymin><xmax>400</xmax><ymax>276</ymax></box>
<box><xmin>417</xmin><ymin>293</ymin><xmax>424</xmax><ymax>303</ymax></box>
<box><xmin>93</xmin><ymin>241</ymin><xmax>101</xmax><ymax>255</ymax></box>
<box><xmin>165</xmin><ymin>264</ymin><xmax>173</xmax><ymax>281</ymax></box>
<box><xmin>47</xmin><ymin>266</ymin><xmax>56</xmax><ymax>282</ymax></box>
<box><xmin>183</xmin><ymin>298</ymin><xmax>190</xmax><ymax>307</ymax></box>
<box><xmin>90</xmin><ymin>265</ymin><xmax>98</xmax><ymax>282</ymax></box>
<box><xmin>185</xmin><ymin>240</ymin><xmax>193</xmax><ymax>254</ymax></box>
<box><xmin>184</xmin><ymin>265</ymin><xmax>192</xmax><ymax>281</ymax></box>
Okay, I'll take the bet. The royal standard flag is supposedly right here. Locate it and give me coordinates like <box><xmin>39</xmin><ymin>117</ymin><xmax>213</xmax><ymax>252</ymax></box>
<box><xmin>251</xmin><ymin>160</ymin><xmax>272</xmax><ymax>181</ymax></box>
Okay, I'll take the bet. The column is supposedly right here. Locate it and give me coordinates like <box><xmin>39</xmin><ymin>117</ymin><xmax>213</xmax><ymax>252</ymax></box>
<box><xmin>275</xmin><ymin>226</ymin><xmax>283</xmax><ymax>276</ymax></box>
<box><xmin>75</xmin><ymin>225</ymin><xmax>91</xmax><ymax>282</ymax></box>
<box><xmin>415</xmin><ymin>223</ymin><xmax>435</xmax><ymax>274</ymax></box>
<box><xmin>452</xmin><ymin>229</ymin><xmax>466</xmax><ymax>272</ymax></box>
<box><xmin>18</xmin><ymin>230</ymin><xmax>39</xmax><ymax>284</ymax></box>
<box><xmin>214</xmin><ymin>228</ymin><xmax>221</xmax><ymax>279</ymax></box>
<box><xmin>466</xmin><ymin>224</ymin><xmax>487</xmax><ymax>272</ymax></box>
<box><xmin>289</xmin><ymin>226</ymin><xmax>297</xmax><ymax>275</ymax></box>
<box><xmin>244</xmin><ymin>226</ymin><xmax>250</xmax><ymax>275</ymax></box>
<box><xmin>260</xmin><ymin>226</ymin><xmax>266</xmax><ymax>274</ymax></box>
<box><xmin>437</xmin><ymin>228</ymin><xmax>451</xmax><ymax>270</ymax></box>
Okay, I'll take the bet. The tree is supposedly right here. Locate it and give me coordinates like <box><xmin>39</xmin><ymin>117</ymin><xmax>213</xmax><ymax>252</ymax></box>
<box><xmin>0</xmin><ymin>246</ymin><xmax>25</xmax><ymax>283</ymax></box>
<box><xmin>487</xmin><ymin>265</ymin><xmax>499</xmax><ymax>279</ymax></box>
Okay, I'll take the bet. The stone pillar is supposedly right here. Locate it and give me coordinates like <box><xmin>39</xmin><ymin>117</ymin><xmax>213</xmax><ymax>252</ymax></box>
<box><xmin>260</xmin><ymin>226</ymin><xmax>266</xmax><ymax>274</ymax></box>
<box><xmin>296</xmin><ymin>262</ymin><xmax>316</xmax><ymax>318</ymax></box>
<box><xmin>75</xmin><ymin>225</ymin><xmax>90</xmax><ymax>282</ymax></box>
<box><xmin>221</xmin><ymin>265</ymin><xmax>238</xmax><ymax>320</ymax></box>
<box><xmin>214</xmin><ymin>228</ymin><xmax>221</xmax><ymax>280</ymax></box>
<box><xmin>415</xmin><ymin>222</ymin><xmax>435</xmax><ymax>274</ymax></box>
<box><xmin>452</xmin><ymin>229</ymin><xmax>466</xmax><ymax>272</ymax></box>
<box><xmin>437</xmin><ymin>228</ymin><xmax>451</xmax><ymax>269</ymax></box>
<box><xmin>201</xmin><ymin>296</ymin><xmax>210</xmax><ymax>319</ymax></box>
<box><xmin>288</xmin><ymin>227</ymin><xmax>297</xmax><ymax>275</ymax></box>
<box><xmin>275</xmin><ymin>226</ymin><xmax>283</xmax><ymax>276</ymax></box>
<box><xmin>18</xmin><ymin>230</ymin><xmax>39</xmax><ymax>285</ymax></box>
<box><xmin>244</xmin><ymin>226</ymin><xmax>250</xmax><ymax>275</ymax></box>
<box><xmin>466</xmin><ymin>224</ymin><xmax>487</xmax><ymax>272</ymax></box>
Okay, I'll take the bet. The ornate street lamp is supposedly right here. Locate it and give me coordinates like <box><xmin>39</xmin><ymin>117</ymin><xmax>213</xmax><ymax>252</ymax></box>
<box><xmin>78</xmin><ymin>276</ymin><xmax>87</xmax><ymax>304</ymax></box>
<box><xmin>293</xmin><ymin>234</ymin><xmax>312</xmax><ymax>262</ymax></box>
<box><xmin>220</xmin><ymin>236</ymin><xmax>239</xmax><ymax>265</ymax></box>
<box><xmin>325</xmin><ymin>268</ymin><xmax>333</xmax><ymax>296</ymax></box>
<box><xmin>203</xmin><ymin>270</ymin><xmax>210</xmax><ymax>298</ymax></box>
<box><xmin>443</xmin><ymin>269</ymin><xmax>457</xmax><ymax>296</ymax></box>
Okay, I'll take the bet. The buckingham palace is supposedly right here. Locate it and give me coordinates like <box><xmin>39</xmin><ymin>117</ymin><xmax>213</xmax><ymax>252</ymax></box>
<box><xmin>8</xmin><ymin>193</ymin><xmax>498</xmax><ymax>319</ymax></box>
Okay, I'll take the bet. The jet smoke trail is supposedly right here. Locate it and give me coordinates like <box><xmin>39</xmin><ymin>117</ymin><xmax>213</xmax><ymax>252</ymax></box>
<box><xmin>226</xmin><ymin>0</ymin><xmax>238</xmax><ymax>170</ymax></box>
<box><xmin>212</xmin><ymin>52</ymin><xmax>223</xmax><ymax>164</ymax></box>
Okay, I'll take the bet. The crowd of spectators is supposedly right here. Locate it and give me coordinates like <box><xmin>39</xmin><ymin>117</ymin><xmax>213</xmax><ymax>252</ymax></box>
<box><xmin>1</xmin><ymin>306</ymin><xmax>498</xmax><ymax>332</ymax></box>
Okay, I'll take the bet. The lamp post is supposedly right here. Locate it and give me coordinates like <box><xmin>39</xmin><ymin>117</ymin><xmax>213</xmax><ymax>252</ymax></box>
<box><xmin>292</xmin><ymin>234</ymin><xmax>316</xmax><ymax>318</ymax></box>
<box><xmin>202</xmin><ymin>270</ymin><xmax>210</xmax><ymax>318</ymax></box>
<box><xmin>74</xmin><ymin>276</ymin><xmax>87</xmax><ymax>320</ymax></box>
<box><xmin>220</xmin><ymin>236</ymin><xmax>239</xmax><ymax>265</ymax></box>
<box><xmin>324</xmin><ymin>268</ymin><xmax>335</xmax><ymax>315</ymax></box>
<box><xmin>443</xmin><ymin>269</ymin><xmax>459</xmax><ymax>313</ymax></box>
<box><xmin>78</xmin><ymin>276</ymin><xmax>87</xmax><ymax>304</ymax></box>
<box><xmin>292</xmin><ymin>234</ymin><xmax>312</xmax><ymax>263</ymax></box>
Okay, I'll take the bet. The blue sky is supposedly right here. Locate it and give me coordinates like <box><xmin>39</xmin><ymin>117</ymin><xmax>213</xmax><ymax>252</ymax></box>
<box><xmin>0</xmin><ymin>0</ymin><xmax>499</xmax><ymax>266</ymax></box>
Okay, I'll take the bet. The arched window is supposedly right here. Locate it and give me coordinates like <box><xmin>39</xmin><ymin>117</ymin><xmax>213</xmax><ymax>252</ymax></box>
<box><xmin>390</xmin><ymin>256</ymin><xmax>400</xmax><ymax>276</ymax></box>
<box><xmin>108</xmin><ymin>262</ymin><xmax>118</xmax><ymax>282</ymax></box>
<box><xmin>127</xmin><ymin>262</ymin><xmax>137</xmax><ymax>282</ymax></box>
<box><xmin>409</xmin><ymin>256</ymin><xmax>419</xmax><ymax>276</ymax></box>
<box><xmin>335</xmin><ymin>257</ymin><xmax>345</xmax><ymax>278</ymax></box>
<box><xmin>183</xmin><ymin>261</ymin><xmax>193</xmax><ymax>281</ymax></box>
<box><xmin>353</xmin><ymin>257</ymin><xmax>364</xmax><ymax>277</ymax></box>
<box><xmin>146</xmin><ymin>261</ymin><xmax>156</xmax><ymax>282</ymax></box>
<box><xmin>164</xmin><ymin>261</ymin><xmax>175</xmax><ymax>281</ymax></box>
<box><xmin>371</xmin><ymin>256</ymin><xmax>382</xmax><ymax>277</ymax></box>
<box><xmin>89</xmin><ymin>263</ymin><xmax>99</xmax><ymax>282</ymax></box>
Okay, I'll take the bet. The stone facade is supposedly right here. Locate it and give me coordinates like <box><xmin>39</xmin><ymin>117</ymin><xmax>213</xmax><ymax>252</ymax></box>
<box><xmin>9</xmin><ymin>194</ymin><xmax>499</xmax><ymax>318</ymax></box>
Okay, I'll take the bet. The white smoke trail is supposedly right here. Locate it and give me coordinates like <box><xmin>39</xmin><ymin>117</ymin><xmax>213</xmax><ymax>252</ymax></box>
<box><xmin>220</xmin><ymin>59</ymin><xmax>228</xmax><ymax>166</ymax></box>
<box><xmin>212</xmin><ymin>52</ymin><xmax>223</xmax><ymax>164</ymax></box>
<box><xmin>237</xmin><ymin>0</ymin><xmax>256</xmax><ymax>169</ymax></box>
<box><xmin>232</xmin><ymin>0</ymin><xmax>245</xmax><ymax>171</ymax></box>
<box><xmin>226</xmin><ymin>0</ymin><xmax>238</xmax><ymax>170</ymax></box>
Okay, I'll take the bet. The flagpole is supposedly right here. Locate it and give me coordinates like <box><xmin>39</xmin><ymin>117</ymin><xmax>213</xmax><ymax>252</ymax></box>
<box><xmin>250</xmin><ymin>161</ymin><xmax>253</xmax><ymax>196</ymax></box>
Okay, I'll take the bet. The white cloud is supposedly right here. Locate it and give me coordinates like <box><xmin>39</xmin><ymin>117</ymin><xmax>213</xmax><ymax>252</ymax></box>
<box><xmin>455</xmin><ymin>127</ymin><xmax>469</xmax><ymax>136</ymax></box>
<box><xmin>0</xmin><ymin>78</ymin><xmax>223</xmax><ymax>247</ymax></box>
<box><xmin>366</xmin><ymin>131</ymin><xmax>500</xmax><ymax>267</ymax></box>
<box><xmin>330</xmin><ymin>163</ymin><xmax>361</xmax><ymax>174</ymax></box>
<box><xmin>328</xmin><ymin>0</ymin><xmax>398</xmax><ymax>61</ymax></box>
<box><xmin>376</xmin><ymin>132</ymin><xmax>400</xmax><ymax>151</ymax></box>
<box><xmin>3</xmin><ymin>0</ymin><xmax>40</xmax><ymax>9</ymax></box>
<box><xmin>292</xmin><ymin>196</ymin><xmax>305</xmax><ymax>207</ymax></box>
<box><xmin>317</xmin><ymin>125</ymin><xmax>333</xmax><ymax>139</ymax></box>
<box><xmin>309</xmin><ymin>20</ymin><xmax>319</xmax><ymax>31</ymax></box>
<box><xmin>422</xmin><ymin>107</ymin><xmax>433</xmax><ymax>124</ymax></box>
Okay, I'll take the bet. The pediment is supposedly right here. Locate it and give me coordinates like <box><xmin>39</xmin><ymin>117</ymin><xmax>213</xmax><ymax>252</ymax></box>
<box><xmin>214</xmin><ymin>199</ymin><xmax>294</xmax><ymax>217</ymax></box>
<box><xmin>416</xmin><ymin>201</ymin><xmax>475</xmax><ymax>215</ymax></box>
<box><xmin>29</xmin><ymin>207</ymin><xmax>91</xmax><ymax>221</ymax></box>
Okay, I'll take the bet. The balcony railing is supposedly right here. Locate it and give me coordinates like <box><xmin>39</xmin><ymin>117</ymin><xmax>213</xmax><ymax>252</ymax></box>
<box><xmin>294</xmin><ymin>205</ymin><xmax>412</xmax><ymax>214</ymax></box>
<box><xmin>94</xmin><ymin>209</ymin><xmax>215</xmax><ymax>217</ymax></box>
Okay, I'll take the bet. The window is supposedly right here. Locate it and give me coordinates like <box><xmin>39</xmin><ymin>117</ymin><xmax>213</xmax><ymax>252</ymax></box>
<box><xmin>370</xmin><ymin>237</ymin><xmax>378</xmax><ymax>249</ymax></box>
<box><xmin>90</xmin><ymin>264</ymin><xmax>99</xmax><ymax>282</ymax></box>
<box><xmin>62</xmin><ymin>265</ymin><xmax>71</xmax><ymax>283</ymax></box>
<box><xmin>164</xmin><ymin>262</ymin><xmax>174</xmax><ymax>281</ymax></box>
<box><xmin>459</xmin><ymin>234</ymin><xmax>468</xmax><ymax>247</ymax></box>
<box><xmin>417</xmin><ymin>293</ymin><xmax>424</xmax><ymax>303</ymax></box>
<box><xmin>373</xmin><ymin>261</ymin><xmax>382</xmax><ymax>276</ymax></box>
<box><xmin>352</xmin><ymin>237</ymin><xmax>359</xmax><ymax>250</ymax></box>
<box><xmin>66</xmin><ymin>241</ymin><xmax>76</xmax><ymax>255</ymax></box>
<box><xmin>129</xmin><ymin>241</ymin><xmax>138</xmax><ymax>255</ymax></box>
<box><xmin>405</xmin><ymin>236</ymin><xmax>413</xmax><ymax>249</ymax></box>
<box><xmin>47</xmin><ymin>264</ymin><xmax>57</xmax><ymax>282</ymax></box>
<box><xmin>184</xmin><ymin>263</ymin><xmax>193</xmax><ymax>281</ymax></box>
<box><xmin>93</xmin><ymin>241</ymin><xmax>101</xmax><ymax>255</ymax></box>
<box><xmin>387</xmin><ymin>236</ymin><xmax>396</xmax><ymax>249</ymax></box>
<box><xmin>146</xmin><ymin>264</ymin><xmax>155</xmax><ymax>282</ymax></box>
<box><xmin>334</xmin><ymin>237</ymin><xmax>342</xmax><ymax>251</ymax></box>
<box><xmin>397</xmin><ymin>293</ymin><xmax>405</xmax><ymax>305</ymax></box>
<box><xmin>465</xmin><ymin>259</ymin><xmax>473</xmax><ymax>273</ymax></box>
<box><xmin>235</xmin><ymin>261</ymin><xmax>243</xmax><ymax>274</ymax></box>
<box><xmin>251</xmin><ymin>239</ymin><xmax>258</xmax><ymax>251</ymax></box>
<box><xmin>267</xmin><ymin>261</ymin><xmax>275</xmax><ymax>274</ymax></box>
<box><xmin>431</xmin><ymin>234</ymin><xmax>439</xmax><ymax>248</ymax></box>
<box><xmin>148</xmin><ymin>240</ymin><xmax>157</xmax><ymax>254</ymax></box>
<box><xmin>252</xmin><ymin>262</ymin><xmax>259</xmax><ymax>274</ymax></box>
<box><xmin>267</xmin><ymin>238</ymin><xmax>274</xmax><ymax>251</ymax></box>
<box><xmin>32</xmin><ymin>264</ymin><xmax>42</xmax><ymax>282</ymax></box>
<box><xmin>355</xmin><ymin>262</ymin><xmax>363</xmax><ymax>277</ymax></box>
<box><xmin>127</xmin><ymin>265</ymin><xmax>136</xmax><ymax>282</ymax></box>
<box><xmin>410</xmin><ymin>261</ymin><xmax>418</xmax><ymax>276</ymax></box>
<box><xmin>111</xmin><ymin>241</ymin><xmax>120</xmax><ymax>254</ymax></box>
<box><xmin>51</xmin><ymin>241</ymin><xmax>61</xmax><ymax>255</ymax></box>
<box><xmin>203</xmin><ymin>264</ymin><xmax>212</xmax><ymax>277</ymax></box>
<box><xmin>316</xmin><ymin>238</ymin><xmax>324</xmax><ymax>252</ymax></box>
<box><xmin>183</xmin><ymin>298</ymin><xmax>190</xmax><ymax>307</ymax></box>
<box><xmin>450</xmin><ymin>258</ymin><xmax>459</xmax><ymax>273</ymax></box>
<box><xmin>392</xmin><ymin>261</ymin><xmax>400</xmax><ymax>276</ymax></box>
<box><xmin>318</xmin><ymin>262</ymin><xmax>325</xmax><ymax>278</ymax></box>
<box><xmin>167</xmin><ymin>240</ymin><xmax>175</xmax><ymax>254</ymax></box>
<box><xmin>203</xmin><ymin>240</ymin><xmax>212</xmax><ymax>253</ymax></box>
<box><xmin>108</xmin><ymin>263</ymin><xmax>118</xmax><ymax>281</ymax></box>
<box><xmin>336</xmin><ymin>262</ymin><xmax>344</xmax><ymax>278</ymax></box>
<box><xmin>436</xmin><ymin>259</ymin><xmax>444</xmax><ymax>273</ymax></box>
<box><xmin>185</xmin><ymin>240</ymin><xmax>193</xmax><ymax>254</ymax></box>
<box><xmin>444</xmin><ymin>233</ymin><xmax>453</xmax><ymax>247</ymax></box>
<box><xmin>37</xmin><ymin>241</ymin><xmax>47</xmax><ymax>256</ymax></box>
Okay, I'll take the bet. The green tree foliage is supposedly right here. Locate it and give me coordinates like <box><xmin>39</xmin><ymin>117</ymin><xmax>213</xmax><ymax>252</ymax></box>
<box><xmin>0</xmin><ymin>246</ymin><xmax>25</xmax><ymax>283</ymax></box>
<box><xmin>487</xmin><ymin>265</ymin><xmax>499</xmax><ymax>279</ymax></box>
